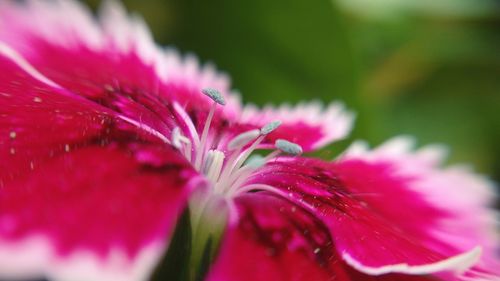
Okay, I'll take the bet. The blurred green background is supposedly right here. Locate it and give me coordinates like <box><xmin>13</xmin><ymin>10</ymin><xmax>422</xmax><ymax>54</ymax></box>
<box><xmin>85</xmin><ymin>0</ymin><xmax>500</xmax><ymax>183</ymax></box>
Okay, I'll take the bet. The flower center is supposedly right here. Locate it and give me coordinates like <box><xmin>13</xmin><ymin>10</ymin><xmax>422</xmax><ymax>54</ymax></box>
<box><xmin>159</xmin><ymin>88</ymin><xmax>304</xmax><ymax>279</ymax></box>
<box><xmin>168</xmin><ymin>88</ymin><xmax>302</xmax><ymax>198</ymax></box>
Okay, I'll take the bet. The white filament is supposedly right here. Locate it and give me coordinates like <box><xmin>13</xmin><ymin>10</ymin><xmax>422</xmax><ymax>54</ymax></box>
<box><xmin>227</xmin><ymin>129</ymin><xmax>260</xmax><ymax>151</ymax></box>
<box><xmin>195</xmin><ymin>102</ymin><xmax>217</xmax><ymax>170</ymax></box>
<box><xmin>170</xmin><ymin>94</ymin><xmax>303</xmax><ymax>198</ymax></box>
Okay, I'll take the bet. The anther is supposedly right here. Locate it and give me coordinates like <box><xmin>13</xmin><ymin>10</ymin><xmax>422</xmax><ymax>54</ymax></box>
<box><xmin>275</xmin><ymin>139</ymin><xmax>303</xmax><ymax>155</ymax></box>
<box><xmin>227</xmin><ymin>129</ymin><xmax>261</xmax><ymax>151</ymax></box>
<box><xmin>245</xmin><ymin>154</ymin><xmax>266</xmax><ymax>168</ymax></box>
<box><xmin>260</xmin><ymin>120</ymin><xmax>281</xmax><ymax>135</ymax></box>
<box><xmin>202</xmin><ymin>88</ymin><xmax>226</xmax><ymax>105</ymax></box>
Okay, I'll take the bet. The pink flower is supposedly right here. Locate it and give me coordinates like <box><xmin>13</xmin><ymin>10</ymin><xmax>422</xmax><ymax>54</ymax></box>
<box><xmin>0</xmin><ymin>1</ymin><xmax>498</xmax><ymax>281</ymax></box>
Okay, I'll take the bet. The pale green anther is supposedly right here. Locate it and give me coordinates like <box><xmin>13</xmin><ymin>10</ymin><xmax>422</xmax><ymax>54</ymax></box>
<box><xmin>260</xmin><ymin>120</ymin><xmax>281</xmax><ymax>135</ymax></box>
<box><xmin>275</xmin><ymin>139</ymin><xmax>303</xmax><ymax>155</ymax></box>
<box><xmin>202</xmin><ymin>88</ymin><xmax>226</xmax><ymax>105</ymax></box>
<box><xmin>227</xmin><ymin>129</ymin><xmax>260</xmax><ymax>150</ymax></box>
<box><xmin>245</xmin><ymin>154</ymin><xmax>266</xmax><ymax>168</ymax></box>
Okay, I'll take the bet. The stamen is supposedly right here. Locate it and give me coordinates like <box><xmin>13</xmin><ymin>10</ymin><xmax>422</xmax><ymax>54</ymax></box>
<box><xmin>172</xmin><ymin>102</ymin><xmax>200</xmax><ymax>147</ymax></box>
<box><xmin>275</xmin><ymin>139</ymin><xmax>303</xmax><ymax>155</ymax></box>
<box><xmin>225</xmin><ymin>165</ymin><xmax>256</xmax><ymax>193</ymax></box>
<box><xmin>224</xmin><ymin>155</ymin><xmax>266</xmax><ymax>191</ymax></box>
<box><xmin>195</xmin><ymin>102</ymin><xmax>217</xmax><ymax>170</ymax></box>
<box><xmin>171</xmin><ymin>126</ymin><xmax>193</xmax><ymax>161</ymax></box>
<box><xmin>226</xmin><ymin>154</ymin><xmax>267</xmax><ymax>188</ymax></box>
<box><xmin>204</xmin><ymin>150</ymin><xmax>225</xmax><ymax>184</ymax></box>
<box><xmin>202</xmin><ymin>88</ymin><xmax>226</xmax><ymax>105</ymax></box>
<box><xmin>227</xmin><ymin>129</ymin><xmax>261</xmax><ymax>151</ymax></box>
<box><xmin>170</xmin><ymin>93</ymin><xmax>291</xmax><ymax>199</ymax></box>
<box><xmin>195</xmin><ymin>88</ymin><xmax>226</xmax><ymax>170</ymax></box>
<box><xmin>222</xmin><ymin>121</ymin><xmax>283</xmax><ymax>188</ymax></box>
<box><xmin>217</xmin><ymin>135</ymin><xmax>265</xmax><ymax>189</ymax></box>
<box><xmin>245</xmin><ymin>154</ymin><xmax>266</xmax><ymax>168</ymax></box>
<box><xmin>225</xmin><ymin>150</ymin><xmax>280</xmax><ymax>193</ymax></box>
<box><xmin>184</xmin><ymin>141</ymin><xmax>192</xmax><ymax>162</ymax></box>
<box><xmin>171</xmin><ymin>127</ymin><xmax>182</xmax><ymax>149</ymax></box>
<box><xmin>260</xmin><ymin>120</ymin><xmax>281</xmax><ymax>135</ymax></box>
<box><xmin>203</xmin><ymin>150</ymin><xmax>216</xmax><ymax>174</ymax></box>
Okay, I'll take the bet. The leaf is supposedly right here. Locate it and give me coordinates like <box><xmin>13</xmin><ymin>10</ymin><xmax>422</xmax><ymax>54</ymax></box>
<box><xmin>165</xmin><ymin>0</ymin><xmax>358</xmax><ymax>105</ymax></box>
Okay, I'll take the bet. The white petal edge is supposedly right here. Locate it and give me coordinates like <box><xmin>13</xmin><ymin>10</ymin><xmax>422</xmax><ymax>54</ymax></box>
<box><xmin>339</xmin><ymin>136</ymin><xmax>500</xmax><ymax>275</ymax></box>
<box><xmin>0</xmin><ymin>236</ymin><xmax>163</xmax><ymax>281</ymax></box>
<box><xmin>240</xmin><ymin>101</ymin><xmax>355</xmax><ymax>148</ymax></box>
<box><xmin>0</xmin><ymin>0</ymin><xmax>242</xmax><ymax>115</ymax></box>
<box><xmin>342</xmin><ymin>246</ymin><xmax>482</xmax><ymax>276</ymax></box>
<box><xmin>340</xmin><ymin>136</ymin><xmax>497</xmax><ymax>206</ymax></box>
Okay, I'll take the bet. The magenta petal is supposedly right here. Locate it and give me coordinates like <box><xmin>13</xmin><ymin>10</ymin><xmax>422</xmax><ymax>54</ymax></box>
<box><xmin>0</xmin><ymin>0</ymin><xmax>356</xmax><ymax>151</ymax></box>
<box><xmin>340</xmin><ymin>138</ymin><xmax>500</xmax><ymax>278</ymax></box>
<box><xmin>0</xmin><ymin>0</ymin><xmax>241</xmax><ymax>131</ymax></box>
<box><xmin>207</xmin><ymin>192</ymin><xmax>443</xmax><ymax>281</ymax></box>
<box><xmin>0</xmin><ymin>50</ymin><xmax>201</xmax><ymax>280</ymax></box>
<box><xmin>207</xmin><ymin>193</ymin><xmax>352</xmax><ymax>281</ymax></box>
<box><xmin>250</xmin><ymin>154</ymin><xmax>494</xmax><ymax>278</ymax></box>
<box><xmin>239</xmin><ymin>102</ymin><xmax>354</xmax><ymax>151</ymax></box>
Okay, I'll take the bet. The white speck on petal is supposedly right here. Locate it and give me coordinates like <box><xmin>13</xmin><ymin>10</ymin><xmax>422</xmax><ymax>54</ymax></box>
<box><xmin>33</xmin><ymin>97</ymin><xmax>42</xmax><ymax>103</ymax></box>
<box><xmin>9</xmin><ymin>132</ymin><xmax>16</xmax><ymax>139</ymax></box>
<box><xmin>104</xmin><ymin>84</ymin><xmax>114</xmax><ymax>91</ymax></box>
